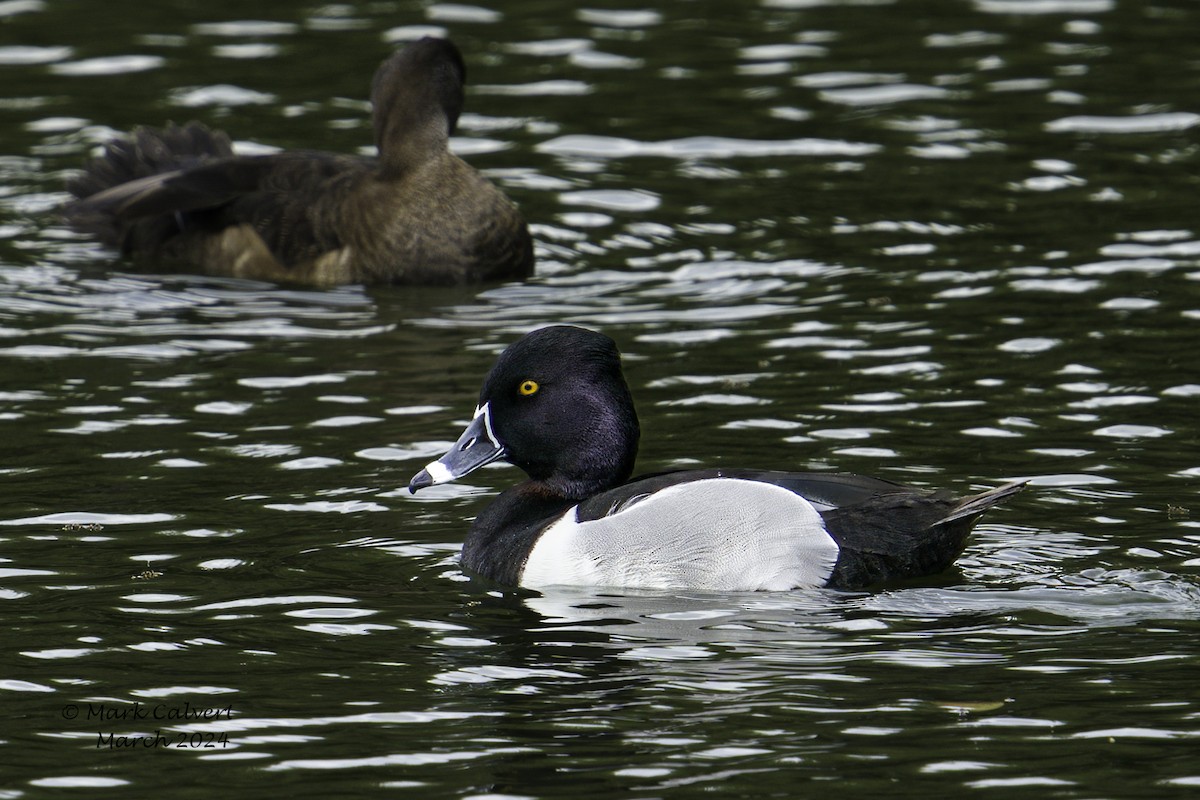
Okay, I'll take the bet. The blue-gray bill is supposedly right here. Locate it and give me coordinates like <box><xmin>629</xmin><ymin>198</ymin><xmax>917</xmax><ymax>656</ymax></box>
<box><xmin>408</xmin><ymin>403</ymin><xmax>505</xmax><ymax>493</ymax></box>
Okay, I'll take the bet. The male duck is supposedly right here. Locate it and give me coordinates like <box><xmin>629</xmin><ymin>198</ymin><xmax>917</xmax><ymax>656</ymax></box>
<box><xmin>409</xmin><ymin>325</ymin><xmax>1025</xmax><ymax>591</ymax></box>
<box><xmin>64</xmin><ymin>37</ymin><xmax>533</xmax><ymax>286</ymax></box>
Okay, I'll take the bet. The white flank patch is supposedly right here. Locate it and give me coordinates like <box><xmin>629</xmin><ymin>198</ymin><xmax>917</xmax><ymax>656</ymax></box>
<box><xmin>520</xmin><ymin>478</ymin><xmax>840</xmax><ymax>591</ymax></box>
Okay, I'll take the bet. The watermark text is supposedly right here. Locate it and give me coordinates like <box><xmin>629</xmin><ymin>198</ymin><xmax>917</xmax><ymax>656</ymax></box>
<box><xmin>59</xmin><ymin>702</ymin><xmax>235</xmax><ymax>749</ymax></box>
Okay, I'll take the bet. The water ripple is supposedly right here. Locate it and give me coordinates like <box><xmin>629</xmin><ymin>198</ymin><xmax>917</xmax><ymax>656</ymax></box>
<box><xmin>537</xmin><ymin>134</ymin><xmax>880</xmax><ymax>159</ymax></box>
<box><xmin>49</xmin><ymin>54</ymin><xmax>164</xmax><ymax>76</ymax></box>
<box><xmin>1046</xmin><ymin>113</ymin><xmax>1200</xmax><ymax>134</ymax></box>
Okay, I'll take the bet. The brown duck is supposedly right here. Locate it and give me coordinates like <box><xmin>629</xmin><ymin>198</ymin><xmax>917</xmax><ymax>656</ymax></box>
<box><xmin>64</xmin><ymin>37</ymin><xmax>534</xmax><ymax>286</ymax></box>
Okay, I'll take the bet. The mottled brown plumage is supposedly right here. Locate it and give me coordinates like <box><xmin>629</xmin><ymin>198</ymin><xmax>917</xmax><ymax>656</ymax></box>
<box><xmin>63</xmin><ymin>37</ymin><xmax>534</xmax><ymax>286</ymax></box>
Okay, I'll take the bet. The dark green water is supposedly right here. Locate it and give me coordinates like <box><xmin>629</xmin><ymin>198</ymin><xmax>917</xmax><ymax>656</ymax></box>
<box><xmin>2</xmin><ymin>0</ymin><xmax>1199</xmax><ymax>797</ymax></box>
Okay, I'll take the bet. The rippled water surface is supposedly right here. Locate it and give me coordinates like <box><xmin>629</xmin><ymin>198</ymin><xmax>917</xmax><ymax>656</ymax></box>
<box><xmin>3</xmin><ymin>0</ymin><xmax>1200</xmax><ymax>797</ymax></box>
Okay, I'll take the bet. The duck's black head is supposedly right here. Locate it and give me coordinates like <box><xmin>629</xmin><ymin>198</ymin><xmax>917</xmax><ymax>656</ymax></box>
<box><xmin>370</xmin><ymin>37</ymin><xmax>466</xmax><ymax>170</ymax></box>
<box><xmin>409</xmin><ymin>326</ymin><xmax>641</xmax><ymax>500</ymax></box>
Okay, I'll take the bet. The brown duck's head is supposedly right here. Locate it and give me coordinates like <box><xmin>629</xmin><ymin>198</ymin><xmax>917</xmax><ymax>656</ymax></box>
<box><xmin>370</xmin><ymin>37</ymin><xmax>467</xmax><ymax>167</ymax></box>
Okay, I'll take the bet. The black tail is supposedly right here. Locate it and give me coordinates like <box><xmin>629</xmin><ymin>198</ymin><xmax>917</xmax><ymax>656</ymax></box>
<box><xmin>822</xmin><ymin>479</ymin><xmax>1027</xmax><ymax>590</ymax></box>
<box><xmin>935</xmin><ymin>480</ymin><xmax>1028</xmax><ymax>526</ymax></box>
<box><xmin>64</xmin><ymin>121</ymin><xmax>233</xmax><ymax>247</ymax></box>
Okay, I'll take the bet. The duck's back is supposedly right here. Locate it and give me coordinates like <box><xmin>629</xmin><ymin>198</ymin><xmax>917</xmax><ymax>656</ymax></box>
<box><xmin>330</xmin><ymin>152</ymin><xmax>534</xmax><ymax>285</ymax></box>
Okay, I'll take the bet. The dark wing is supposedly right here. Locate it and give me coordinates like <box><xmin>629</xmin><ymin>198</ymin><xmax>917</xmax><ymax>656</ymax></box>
<box><xmin>722</xmin><ymin>469</ymin><xmax>912</xmax><ymax>509</ymax></box>
<box><xmin>575</xmin><ymin>468</ymin><xmax>913</xmax><ymax>523</ymax></box>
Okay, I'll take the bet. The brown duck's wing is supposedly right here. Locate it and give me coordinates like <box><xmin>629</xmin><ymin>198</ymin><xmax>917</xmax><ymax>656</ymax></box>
<box><xmin>206</xmin><ymin>153</ymin><xmax>370</xmax><ymax>267</ymax></box>
<box><xmin>99</xmin><ymin>152</ymin><xmax>369</xmax><ymax>268</ymax></box>
<box><xmin>64</xmin><ymin>122</ymin><xmax>235</xmax><ymax>248</ymax></box>
<box><xmin>66</xmin><ymin>121</ymin><xmax>234</xmax><ymax>201</ymax></box>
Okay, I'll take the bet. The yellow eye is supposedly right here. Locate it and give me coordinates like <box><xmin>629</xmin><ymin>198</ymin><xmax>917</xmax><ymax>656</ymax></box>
<box><xmin>519</xmin><ymin>380</ymin><xmax>539</xmax><ymax>396</ymax></box>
